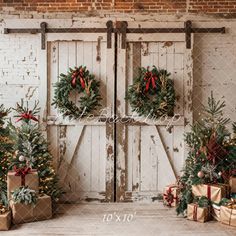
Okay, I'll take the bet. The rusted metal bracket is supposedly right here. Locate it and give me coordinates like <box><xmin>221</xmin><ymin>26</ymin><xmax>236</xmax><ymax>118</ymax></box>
<box><xmin>185</xmin><ymin>20</ymin><xmax>192</xmax><ymax>49</ymax></box>
<box><xmin>40</xmin><ymin>22</ymin><xmax>47</xmax><ymax>50</ymax></box>
<box><xmin>116</xmin><ymin>21</ymin><xmax>128</xmax><ymax>49</ymax></box>
<box><xmin>106</xmin><ymin>20</ymin><xmax>113</xmax><ymax>49</ymax></box>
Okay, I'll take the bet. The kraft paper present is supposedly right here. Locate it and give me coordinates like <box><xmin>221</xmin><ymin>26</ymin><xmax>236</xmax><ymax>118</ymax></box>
<box><xmin>220</xmin><ymin>205</ymin><xmax>236</xmax><ymax>227</ymax></box>
<box><xmin>192</xmin><ymin>184</ymin><xmax>230</xmax><ymax>204</ymax></box>
<box><xmin>187</xmin><ymin>203</ymin><xmax>211</xmax><ymax>223</ymax></box>
<box><xmin>163</xmin><ymin>184</ymin><xmax>179</xmax><ymax>207</ymax></box>
<box><xmin>229</xmin><ymin>177</ymin><xmax>236</xmax><ymax>193</ymax></box>
<box><xmin>212</xmin><ymin>204</ymin><xmax>221</xmax><ymax>221</ymax></box>
<box><xmin>7</xmin><ymin>170</ymin><xmax>39</xmax><ymax>199</ymax></box>
<box><xmin>0</xmin><ymin>211</ymin><xmax>11</xmax><ymax>231</ymax></box>
<box><xmin>11</xmin><ymin>195</ymin><xmax>52</xmax><ymax>224</ymax></box>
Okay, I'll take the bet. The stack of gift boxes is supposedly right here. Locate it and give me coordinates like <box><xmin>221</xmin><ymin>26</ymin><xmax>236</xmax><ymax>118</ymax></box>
<box><xmin>163</xmin><ymin>176</ymin><xmax>236</xmax><ymax>226</ymax></box>
<box><xmin>0</xmin><ymin>167</ymin><xmax>52</xmax><ymax>231</ymax></box>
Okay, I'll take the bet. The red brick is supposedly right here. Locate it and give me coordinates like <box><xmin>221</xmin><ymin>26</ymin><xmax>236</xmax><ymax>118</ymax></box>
<box><xmin>0</xmin><ymin>0</ymin><xmax>235</xmax><ymax>14</ymax></box>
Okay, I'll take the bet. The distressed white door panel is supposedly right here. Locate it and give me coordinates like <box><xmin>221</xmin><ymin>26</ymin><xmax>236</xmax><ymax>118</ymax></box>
<box><xmin>47</xmin><ymin>33</ymin><xmax>115</xmax><ymax>203</ymax></box>
<box><xmin>116</xmin><ymin>31</ymin><xmax>193</xmax><ymax>202</ymax></box>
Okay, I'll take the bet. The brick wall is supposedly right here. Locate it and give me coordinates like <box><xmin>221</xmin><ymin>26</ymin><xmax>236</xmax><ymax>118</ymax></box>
<box><xmin>0</xmin><ymin>0</ymin><xmax>236</xmax><ymax>15</ymax></box>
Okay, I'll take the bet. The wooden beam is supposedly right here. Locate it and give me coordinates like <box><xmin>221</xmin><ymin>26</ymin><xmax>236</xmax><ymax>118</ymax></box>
<box><xmin>58</xmin><ymin>125</ymin><xmax>85</xmax><ymax>184</ymax></box>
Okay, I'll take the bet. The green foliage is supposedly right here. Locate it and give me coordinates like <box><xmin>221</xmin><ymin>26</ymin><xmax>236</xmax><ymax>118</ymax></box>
<box><xmin>12</xmin><ymin>186</ymin><xmax>38</xmax><ymax>206</ymax></box>
<box><xmin>193</xmin><ymin>196</ymin><xmax>211</xmax><ymax>208</ymax></box>
<box><xmin>126</xmin><ymin>66</ymin><xmax>175</xmax><ymax>119</ymax></box>
<box><xmin>177</xmin><ymin>93</ymin><xmax>235</xmax><ymax>215</ymax></box>
<box><xmin>0</xmin><ymin>105</ymin><xmax>13</xmax><ymax>206</ymax></box>
<box><xmin>9</xmin><ymin>101</ymin><xmax>63</xmax><ymax>203</ymax></box>
<box><xmin>52</xmin><ymin>66</ymin><xmax>102</xmax><ymax>120</ymax></box>
<box><xmin>218</xmin><ymin>198</ymin><xmax>231</xmax><ymax>206</ymax></box>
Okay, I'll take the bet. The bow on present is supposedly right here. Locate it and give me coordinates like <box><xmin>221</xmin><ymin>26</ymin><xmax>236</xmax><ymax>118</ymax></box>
<box><xmin>0</xmin><ymin>205</ymin><xmax>7</xmax><ymax>214</ymax></box>
<box><xmin>16</xmin><ymin>110</ymin><xmax>38</xmax><ymax>122</ymax></box>
<box><xmin>225</xmin><ymin>198</ymin><xmax>236</xmax><ymax>209</ymax></box>
<box><xmin>71</xmin><ymin>67</ymin><xmax>86</xmax><ymax>89</ymax></box>
<box><xmin>164</xmin><ymin>186</ymin><xmax>178</xmax><ymax>207</ymax></box>
<box><xmin>144</xmin><ymin>71</ymin><xmax>158</xmax><ymax>92</ymax></box>
<box><xmin>13</xmin><ymin>166</ymin><xmax>31</xmax><ymax>186</ymax></box>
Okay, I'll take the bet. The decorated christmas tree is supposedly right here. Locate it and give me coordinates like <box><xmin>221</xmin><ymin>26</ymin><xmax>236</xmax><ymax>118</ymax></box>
<box><xmin>8</xmin><ymin>100</ymin><xmax>63</xmax><ymax>203</ymax></box>
<box><xmin>0</xmin><ymin>105</ymin><xmax>13</xmax><ymax>206</ymax></box>
<box><xmin>177</xmin><ymin>93</ymin><xmax>236</xmax><ymax>215</ymax></box>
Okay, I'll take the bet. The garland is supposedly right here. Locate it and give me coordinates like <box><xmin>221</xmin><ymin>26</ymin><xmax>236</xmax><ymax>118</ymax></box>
<box><xmin>126</xmin><ymin>66</ymin><xmax>175</xmax><ymax>119</ymax></box>
<box><xmin>52</xmin><ymin>66</ymin><xmax>101</xmax><ymax>119</ymax></box>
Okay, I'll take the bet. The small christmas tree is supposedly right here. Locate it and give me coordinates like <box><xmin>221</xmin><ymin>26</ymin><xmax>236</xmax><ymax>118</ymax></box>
<box><xmin>9</xmin><ymin>100</ymin><xmax>63</xmax><ymax>203</ymax></box>
<box><xmin>177</xmin><ymin>93</ymin><xmax>236</xmax><ymax>215</ymax></box>
<box><xmin>0</xmin><ymin>105</ymin><xmax>13</xmax><ymax>206</ymax></box>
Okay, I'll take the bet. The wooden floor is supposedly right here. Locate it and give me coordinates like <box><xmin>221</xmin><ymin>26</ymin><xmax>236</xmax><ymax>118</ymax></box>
<box><xmin>1</xmin><ymin>203</ymin><xmax>235</xmax><ymax>236</ymax></box>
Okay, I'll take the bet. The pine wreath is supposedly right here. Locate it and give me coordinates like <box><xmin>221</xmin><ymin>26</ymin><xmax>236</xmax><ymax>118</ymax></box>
<box><xmin>126</xmin><ymin>66</ymin><xmax>175</xmax><ymax>119</ymax></box>
<box><xmin>52</xmin><ymin>66</ymin><xmax>101</xmax><ymax>119</ymax></box>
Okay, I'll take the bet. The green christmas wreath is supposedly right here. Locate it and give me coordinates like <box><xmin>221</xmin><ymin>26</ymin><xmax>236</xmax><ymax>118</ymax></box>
<box><xmin>126</xmin><ymin>66</ymin><xmax>175</xmax><ymax>119</ymax></box>
<box><xmin>52</xmin><ymin>66</ymin><xmax>101</xmax><ymax>119</ymax></box>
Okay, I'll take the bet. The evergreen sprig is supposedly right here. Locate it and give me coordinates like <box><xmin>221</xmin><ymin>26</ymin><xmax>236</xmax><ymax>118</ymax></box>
<box><xmin>12</xmin><ymin>186</ymin><xmax>38</xmax><ymax>206</ymax></box>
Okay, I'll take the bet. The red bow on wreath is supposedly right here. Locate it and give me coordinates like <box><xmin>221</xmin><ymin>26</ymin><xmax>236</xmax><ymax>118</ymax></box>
<box><xmin>13</xmin><ymin>166</ymin><xmax>31</xmax><ymax>186</ymax></box>
<box><xmin>163</xmin><ymin>187</ymin><xmax>178</xmax><ymax>207</ymax></box>
<box><xmin>16</xmin><ymin>111</ymin><xmax>38</xmax><ymax>122</ymax></box>
<box><xmin>71</xmin><ymin>67</ymin><xmax>86</xmax><ymax>89</ymax></box>
<box><xmin>144</xmin><ymin>71</ymin><xmax>158</xmax><ymax>92</ymax></box>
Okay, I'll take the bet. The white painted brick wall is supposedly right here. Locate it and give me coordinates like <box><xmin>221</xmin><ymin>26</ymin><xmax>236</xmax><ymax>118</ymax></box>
<box><xmin>0</xmin><ymin>22</ymin><xmax>39</xmax><ymax>110</ymax></box>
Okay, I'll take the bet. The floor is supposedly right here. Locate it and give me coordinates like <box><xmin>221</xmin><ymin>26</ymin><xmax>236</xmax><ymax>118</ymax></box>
<box><xmin>1</xmin><ymin>203</ymin><xmax>235</xmax><ymax>236</ymax></box>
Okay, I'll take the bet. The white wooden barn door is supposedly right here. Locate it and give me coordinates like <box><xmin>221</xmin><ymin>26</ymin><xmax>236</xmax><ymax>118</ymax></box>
<box><xmin>47</xmin><ymin>32</ymin><xmax>115</xmax><ymax>202</ymax></box>
<box><xmin>46</xmin><ymin>23</ymin><xmax>193</xmax><ymax>203</ymax></box>
<box><xmin>116</xmin><ymin>24</ymin><xmax>193</xmax><ymax>202</ymax></box>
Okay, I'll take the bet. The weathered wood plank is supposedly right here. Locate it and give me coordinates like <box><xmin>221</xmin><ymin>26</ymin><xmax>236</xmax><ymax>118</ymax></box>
<box><xmin>99</xmin><ymin>126</ymin><xmax>106</xmax><ymax>192</ymax></box>
<box><xmin>91</xmin><ymin>126</ymin><xmax>100</xmax><ymax>191</ymax></box>
<box><xmin>127</xmin><ymin>33</ymin><xmax>185</xmax><ymax>42</ymax></box>
<box><xmin>132</xmin><ymin>126</ymin><xmax>141</xmax><ymax>192</ymax></box>
<box><xmin>58</xmin><ymin>125</ymin><xmax>85</xmax><ymax>184</ymax></box>
<box><xmin>153</xmin><ymin>126</ymin><xmax>177</xmax><ymax>192</ymax></box>
<box><xmin>183</xmin><ymin>35</ymin><xmax>194</xmax><ymax>160</ymax></box>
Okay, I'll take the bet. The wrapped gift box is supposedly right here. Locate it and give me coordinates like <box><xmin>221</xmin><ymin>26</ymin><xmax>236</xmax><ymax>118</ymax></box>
<box><xmin>187</xmin><ymin>203</ymin><xmax>211</xmax><ymax>223</ymax></box>
<box><xmin>220</xmin><ymin>205</ymin><xmax>236</xmax><ymax>227</ymax></box>
<box><xmin>0</xmin><ymin>211</ymin><xmax>11</xmax><ymax>231</ymax></box>
<box><xmin>212</xmin><ymin>204</ymin><xmax>221</xmax><ymax>221</ymax></box>
<box><xmin>7</xmin><ymin>170</ymin><xmax>39</xmax><ymax>199</ymax></box>
<box><xmin>11</xmin><ymin>195</ymin><xmax>52</xmax><ymax>224</ymax></box>
<box><xmin>192</xmin><ymin>184</ymin><xmax>230</xmax><ymax>204</ymax></box>
<box><xmin>163</xmin><ymin>184</ymin><xmax>179</xmax><ymax>207</ymax></box>
<box><xmin>229</xmin><ymin>177</ymin><xmax>236</xmax><ymax>193</ymax></box>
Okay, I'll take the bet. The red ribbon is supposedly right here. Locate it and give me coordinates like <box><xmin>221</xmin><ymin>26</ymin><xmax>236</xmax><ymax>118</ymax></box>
<box><xmin>207</xmin><ymin>185</ymin><xmax>211</xmax><ymax>200</ymax></box>
<box><xmin>163</xmin><ymin>186</ymin><xmax>178</xmax><ymax>207</ymax></box>
<box><xmin>193</xmin><ymin>204</ymin><xmax>198</xmax><ymax>221</ymax></box>
<box><xmin>13</xmin><ymin>166</ymin><xmax>31</xmax><ymax>186</ymax></box>
<box><xmin>144</xmin><ymin>72</ymin><xmax>158</xmax><ymax>92</ymax></box>
<box><xmin>16</xmin><ymin>111</ymin><xmax>38</xmax><ymax>122</ymax></box>
<box><xmin>71</xmin><ymin>68</ymin><xmax>85</xmax><ymax>89</ymax></box>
